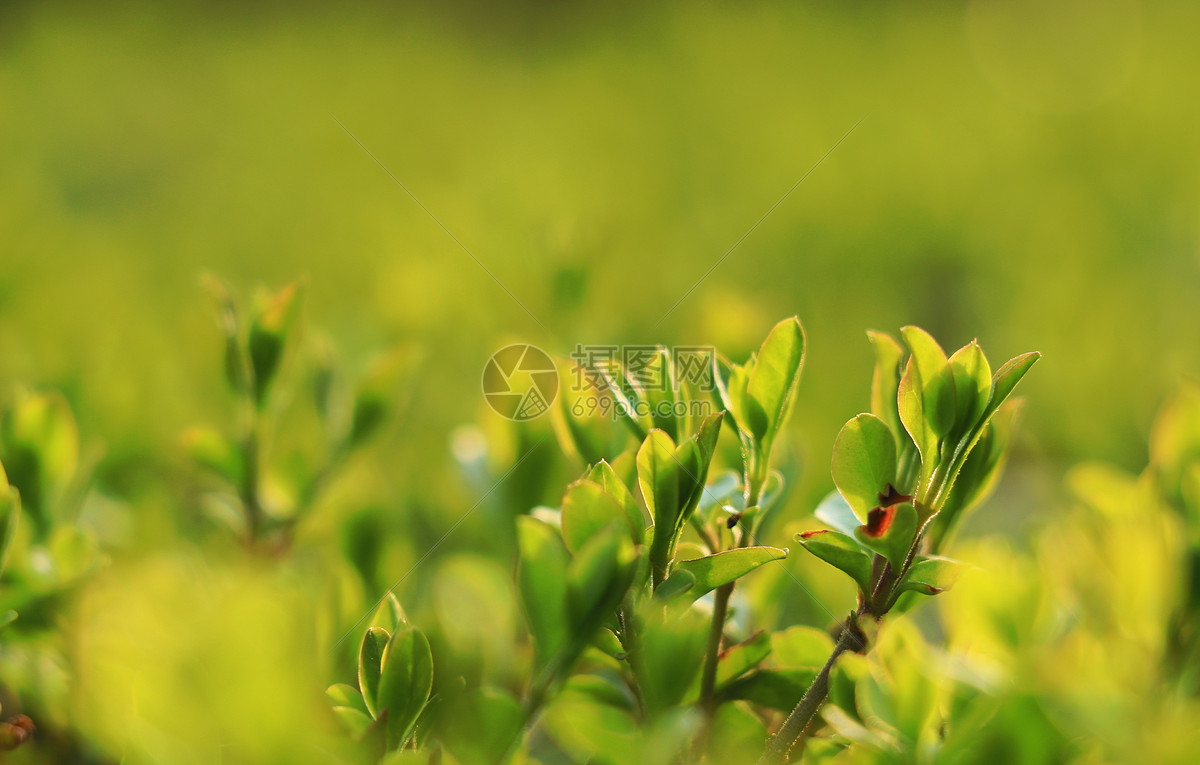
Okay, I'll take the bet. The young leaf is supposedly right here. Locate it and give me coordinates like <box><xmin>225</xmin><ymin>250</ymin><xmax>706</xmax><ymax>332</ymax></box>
<box><xmin>896</xmin><ymin>556</ymin><xmax>961</xmax><ymax>596</ymax></box>
<box><xmin>795</xmin><ymin>530</ymin><xmax>874</xmax><ymax>593</ymax></box>
<box><xmin>561</xmin><ymin>479</ymin><xmax>630</xmax><ymax>553</ymax></box>
<box><xmin>746</xmin><ymin>317</ymin><xmax>806</xmax><ymax>449</ymax></box>
<box><xmin>867</xmin><ymin>330</ymin><xmax>906</xmax><ymax>439</ymax></box>
<box><xmin>673</xmin><ymin>546</ymin><xmax>788</xmax><ymax>600</ymax></box>
<box><xmin>900</xmin><ymin>326</ymin><xmax>957</xmax><ymax>439</ymax></box>
<box><xmin>247</xmin><ymin>281</ymin><xmax>303</xmax><ymax>406</ymax></box>
<box><xmin>637</xmin><ymin>429</ymin><xmax>680</xmax><ymax>528</ymax></box>
<box><xmin>832</xmin><ymin>414</ymin><xmax>898</xmax><ymax>518</ymax></box>
<box><xmin>516</xmin><ymin>516</ymin><xmax>570</xmax><ymax>667</ymax></box>
<box><xmin>378</xmin><ymin>626</ymin><xmax>435</xmax><ymax>750</ymax></box>
<box><xmin>897</xmin><ymin>359</ymin><xmax>935</xmax><ymax>483</ymax></box>
<box><xmin>359</xmin><ymin>626</ymin><xmax>390</xmax><ymax>719</ymax></box>
<box><xmin>983</xmin><ymin>352</ymin><xmax>1041</xmax><ymax>423</ymax></box>
<box><xmin>948</xmin><ymin>341</ymin><xmax>991</xmax><ymax>438</ymax></box>
<box><xmin>587</xmin><ymin>460</ymin><xmax>645</xmax><ymax>544</ymax></box>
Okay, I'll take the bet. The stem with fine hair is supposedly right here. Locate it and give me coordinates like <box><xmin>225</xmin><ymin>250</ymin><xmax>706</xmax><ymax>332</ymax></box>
<box><xmin>759</xmin><ymin>615</ymin><xmax>863</xmax><ymax>765</ymax></box>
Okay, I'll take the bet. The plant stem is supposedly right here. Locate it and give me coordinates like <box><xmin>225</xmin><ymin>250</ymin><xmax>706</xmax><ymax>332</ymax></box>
<box><xmin>759</xmin><ymin>617</ymin><xmax>863</xmax><ymax>765</ymax></box>
<box><xmin>698</xmin><ymin>477</ymin><xmax>761</xmax><ymax>715</ymax></box>
<box><xmin>241</xmin><ymin>409</ymin><xmax>263</xmax><ymax>545</ymax></box>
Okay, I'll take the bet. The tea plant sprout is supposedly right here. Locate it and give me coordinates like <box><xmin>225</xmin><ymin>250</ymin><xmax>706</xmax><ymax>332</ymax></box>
<box><xmin>327</xmin><ymin>320</ymin><xmax>1036</xmax><ymax>764</ymax></box>
<box><xmin>761</xmin><ymin>327</ymin><xmax>1038</xmax><ymax>763</ymax></box>
<box><xmin>186</xmin><ymin>277</ymin><xmax>410</xmax><ymax>550</ymax></box>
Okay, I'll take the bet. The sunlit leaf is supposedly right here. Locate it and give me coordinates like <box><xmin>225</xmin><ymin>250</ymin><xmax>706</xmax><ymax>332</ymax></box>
<box><xmin>796</xmin><ymin>529</ymin><xmax>874</xmax><ymax>593</ymax></box>
<box><xmin>832</xmin><ymin>414</ymin><xmax>898</xmax><ymax>518</ymax></box>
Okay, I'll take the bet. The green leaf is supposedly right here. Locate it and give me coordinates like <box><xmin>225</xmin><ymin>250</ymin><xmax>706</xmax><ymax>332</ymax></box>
<box><xmin>359</xmin><ymin>626</ymin><xmax>390</xmax><ymax>719</ymax></box>
<box><xmin>771</xmin><ymin>626</ymin><xmax>836</xmax><ymax>668</ymax></box>
<box><xmin>897</xmin><ymin>556</ymin><xmax>961</xmax><ymax>596</ymax></box>
<box><xmin>247</xmin><ymin>281</ymin><xmax>303</xmax><ymax>406</ymax></box>
<box><xmin>984</xmin><ymin>352</ymin><xmax>1041</xmax><ymax>423</ymax></box>
<box><xmin>637</xmin><ymin>429</ymin><xmax>680</xmax><ymax>529</ymax></box>
<box><xmin>795</xmin><ymin>530</ymin><xmax>873</xmax><ymax>593</ymax></box>
<box><xmin>867</xmin><ymin>331</ymin><xmax>906</xmax><ymax>440</ymax></box>
<box><xmin>715</xmin><ymin>630</ymin><xmax>773</xmax><ymax>687</ymax></box>
<box><xmin>654</xmin><ymin>569</ymin><xmax>696</xmax><ymax>603</ymax></box>
<box><xmin>567</xmin><ymin>525</ymin><xmax>639</xmax><ymax>638</ymax></box>
<box><xmin>0</xmin><ymin>389</ymin><xmax>79</xmax><ymax>536</ymax></box>
<box><xmin>633</xmin><ymin>608</ymin><xmax>709</xmax><ymax>718</ymax></box>
<box><xmin>327</xmin><ymin>683</ymin><xmax>369</xmax><ymax>715</ymax></box>
<box><xmin>0</xmin><ymin>483</ymin><xmax>20</xmax><ymax>577</ymax></box>
<box><xmin>948</xmin><ymin>341</ymin><xmax>992</xmax><ymax>438</ymax></box>
<box><xmin>0</xmin><ymin>610</ymin><xmax>17</xmax><ymax>635</ymax></box>
<box><xmin>898</xmin><ymin>359</ymin><xmax>936</xmax><ymax>488</ymax></box>
<box><xmin>439</xmin><ymin>688</ymin><xmax>523</xmax><ymax>765</ymax></box>
<box><xmin>369</xmin><ymin>592</ymin><xmax>408</xmax><ymax>633</ymax></box>
<box><xmin>673</xmin><ymin>546</ymin><xmax>788</xmax><ymax>599</ymax></box>
<box><xmin>561</xmin><ymin>479</ymin><xmax>630</xmax><ymax>553</ymax></box>
<box><xmin>900</xmin><ymin>326</ymin><xmax>957</xmax><ymax>439</ymax></box>
<box><xmin>378</xmin><ymin>625</ymin><xmax>435</xmax><ymax>750</ymax></box>
<box><xmin>746</xmin><ymin>317</ymin><xmax>806</xmax><ymax>448</ymax></box>
<box><xmin>587</xmin><ymin>460</ymin><xmax>646</xmax><ymax>545</ymax></box>
<box><xmin>717</xmin><ymin>668</ymin><xmax>821</xmax><ymax>712</ymax></box>
<box><xmin>180</xmin><ymin>426</ymin><xmax>243</xmax><ymax>485</ymax></box>
<box><xmin>813</xmin><ymin>490</ymin><xmax>862</xmax><ymax>536</ymax></box>
<box><xmin>832</xmin><ymin>414</ymin><xmax>898</xmax><ymax>518</ymax></box>
<box><xmin>516</xmin><ymin>516</ymin><xmax>570</xmax><ymax>667</ymax></box>
<box><xmin>644</xmin><ymin>348</ymin><xmax>683</xmax><ymax>441</ymax></box>
<box><xmin>350</xmin><ymin>350</ymin><xmax>415</xmax><ymax>447</ymax></box>
<box><xmin>854</xmin><ymin>503</ymin><xmax>917</xmax><ymax>570</ymax></box>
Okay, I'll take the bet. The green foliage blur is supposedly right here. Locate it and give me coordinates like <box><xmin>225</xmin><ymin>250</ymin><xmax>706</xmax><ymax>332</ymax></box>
<box><xmin>1</xmin><ymin>0</ymin><xmax>1199</xmax><ymax>762</ymax></box>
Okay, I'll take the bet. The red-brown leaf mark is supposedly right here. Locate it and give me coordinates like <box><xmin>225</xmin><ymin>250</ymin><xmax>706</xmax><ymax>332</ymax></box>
<box><xmin>726</xmin><ymin>512</ymin><xmax>744</xmax><ymax>529</ymax></box>
<box><xmin>877</xmin><ymin>484</ymin><xmax>913</xmax><ymax>508</ymax></box>
<box><xmin>799</xmin><ymin>529</ymin><xmax>830</xmax><ymax>540</ymax></box>
<box><xmin>0</xmin><ymin>715</ymin><xmax>35</xmax><ymax>751</ymax></box>
<box><xmin>862</xmin><ymin>506</ymin><xmax>896</xmax><ymax>538</ymax></box>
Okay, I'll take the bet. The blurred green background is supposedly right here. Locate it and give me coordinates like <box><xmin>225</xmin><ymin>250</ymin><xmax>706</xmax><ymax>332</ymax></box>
<box><xmin>1</xmin><ymin>0</ymin><xmax>1199</xmax><ymax>761</ymax></box>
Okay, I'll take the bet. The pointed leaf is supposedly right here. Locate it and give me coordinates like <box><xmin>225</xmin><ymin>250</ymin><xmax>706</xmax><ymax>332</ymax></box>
<box><xmin>587</xmin><ymin>460</ymin><xmax>645</xmax><ymax>544</ymax></box>
<box><xmin>984</xmin><ymin>352</ymin><xmax>1041</xmax><ymax>423</ymax></box>
<box><xmin>637</xmin><ymin>429</ymin><xmax>679</xmax><ymax>527</ymax></box>
<box><xmin>327</xmin><ymin>683</ymin><xmax>369</xmax><ymax>715</ymax></box>
<box><xmin>948</xmin><ymin>341</ymin><xmax>991</xmax><ymax>438</ymax></box>
<box><xmin>359</xmin><ymin>626</ymin><xmax>390</xmax><ymax>718</ymax></box>
<box><xmin>900</xmin><ymin>326</ymin><xmax>957</xmax><ymax>439</ymax></box>
<box><xmin>746</xmin><ymin>317</ymin><xmax>806</xmax><ymax>446</ymax></box>
<box><xmin>562</xmin><ymin>479</ymin><xmax>630</xmax><ymax>553</ymax></box>
<box><xmin>796</xmin><ymin>530</ymin><xmax>874</xmax><ymax>593</ymax></box>
<box><xmin>717</xmin><ymin>668</ymin><xmax>821</xmax><ymax>712</ymax></box>
<box><xmin>673</xmin><ymin>546</ymin><xmax>788</xmax><ymax>599</ymax></box>
<box><xmin>378</xmin><ymin>626</ymin><xmax>434</xmax><ymax>750</ymax></box>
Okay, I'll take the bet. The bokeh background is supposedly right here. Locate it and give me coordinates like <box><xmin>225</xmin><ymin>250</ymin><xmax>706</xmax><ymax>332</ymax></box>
<box><xmin>1</xmin><ymin>0</ymin><xmax>1198</xmax><ymax>762</ymax></box>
